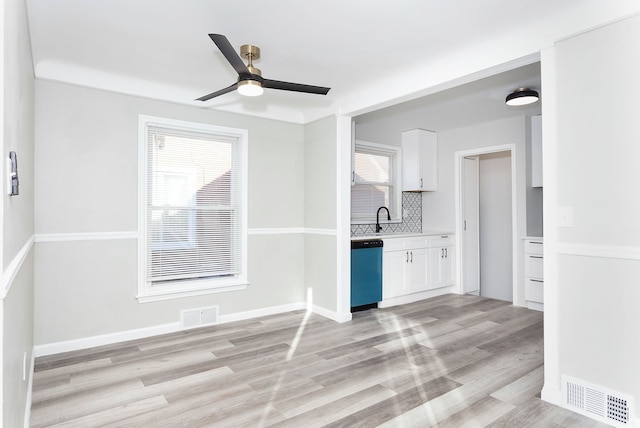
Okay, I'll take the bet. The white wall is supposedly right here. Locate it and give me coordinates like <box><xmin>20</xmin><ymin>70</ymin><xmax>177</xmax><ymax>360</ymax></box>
<box><xmin>422</xmin><ymin>117</ymin><xmax>525</xmax><ymax>233</ymax></box>
<box><xmin>2</xmin><ymin>254</ymin><xmax>34</xmax><ymax>428</ymax></box>
<box><xmin>433</xmin><ymin>118</ymin><xmax>527</xmax><ymax>306</ymax></box>
<box><xmin>357</xmin><ymin>116</ymin><xmax>528</xmax><ymax>305</ymax></box>
<box><xmin>34</xmin><ymin>81</ymin><xmax>308</xmax><ymax>345</ymax></box>
<box><xmin>478</xmin><ymin>151</ymin><xmax>512</xmax><ymax>301</ymax></box>
<box><xmin>544</xmin><ymin>13</ymin><xmax>640</xmax><ymax>414</ymax></box>
<box><xmin>2</xmin><ymin>0</ymin><xmax>36</xmax><ymax>425</ymax></box>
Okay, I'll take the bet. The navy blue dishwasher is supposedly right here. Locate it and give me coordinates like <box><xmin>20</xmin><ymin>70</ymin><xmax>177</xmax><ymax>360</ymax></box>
<box><xmin>350</xmin><ymin>239</ymin><xmax>383</xmax><ymax>310</ymax></box>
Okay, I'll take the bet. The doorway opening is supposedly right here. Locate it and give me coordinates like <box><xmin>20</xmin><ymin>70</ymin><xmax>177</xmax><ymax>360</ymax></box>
<box><xmin>455</xmin><ymin>144</ymin><xmax>518</xmax><ymax>302</ymax></box>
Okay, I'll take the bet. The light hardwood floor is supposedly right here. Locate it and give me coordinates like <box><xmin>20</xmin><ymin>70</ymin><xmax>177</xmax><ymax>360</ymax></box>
<box><xmin>30</xmin><ymin>294</ymin><xmax>609</xmax><ymax>427</ymax></box>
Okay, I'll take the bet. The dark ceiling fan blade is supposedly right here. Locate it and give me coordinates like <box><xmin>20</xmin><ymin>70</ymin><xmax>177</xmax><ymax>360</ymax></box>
<box><xmin>196</xmin><ymin>82</ymin><xmax>238</xmax><ymax>101</ymax></box>
<box><xmin>209</xmin><ymin>34</ymin><xmax>250</xmax><ymax>76</ymax></box>
<box><xmin>262</xmin><ymin>79</ymin><xmax>330</xmax><ymax>95</ymax></box>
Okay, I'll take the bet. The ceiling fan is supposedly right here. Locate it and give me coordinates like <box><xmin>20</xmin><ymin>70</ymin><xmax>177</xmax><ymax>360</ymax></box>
<box><xmin>196</xmin><ymin>34</ymin><xmax>331</xmax><ymax>101</ymax></box>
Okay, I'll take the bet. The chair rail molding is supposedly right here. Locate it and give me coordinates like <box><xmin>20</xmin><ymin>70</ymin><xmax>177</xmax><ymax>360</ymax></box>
<box><xmin>1</xmin><ymin>235</ymin><xmax>35</xmax><ymax>300</ymax></box>
<box><xmin>557</xmin><ymin>242</ymin><xmax>640</xmax><ymax>261</ymax></box>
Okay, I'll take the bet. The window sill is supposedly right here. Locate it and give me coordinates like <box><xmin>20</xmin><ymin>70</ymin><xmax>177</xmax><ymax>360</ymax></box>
<box><xmin>137</xmin><ymin>281</ymin><xmax>249</xmax><ymax>303</ymax></box>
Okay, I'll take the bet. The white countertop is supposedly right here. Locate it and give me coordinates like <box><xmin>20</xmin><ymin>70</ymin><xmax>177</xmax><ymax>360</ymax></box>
<box><xmin>352</xmin><ymin>231</ymin><xmax>454</xmax><ymax>240</ymax></box>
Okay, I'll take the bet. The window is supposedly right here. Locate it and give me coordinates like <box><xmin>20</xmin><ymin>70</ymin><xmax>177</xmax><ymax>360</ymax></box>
<box><xmin>138</xmin><ymin>116</ymin><xmax>247</xmax><ymax>301</ymax></box>
<box><xmin>351</xmin><ymin>141</ymin><xmax>401</xmax><ymax>223</ymax></box>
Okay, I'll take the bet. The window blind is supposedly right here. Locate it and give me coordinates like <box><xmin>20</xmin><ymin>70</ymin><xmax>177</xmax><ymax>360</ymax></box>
<box><xmin>351</xmin><ymin>146</ymin><xmax>396</xmax><ymax>219</ymax></box>
<box><xmin>146</xmin><ymin>124</ymin><xmax>243</xmax><ymax>284</ymax></box>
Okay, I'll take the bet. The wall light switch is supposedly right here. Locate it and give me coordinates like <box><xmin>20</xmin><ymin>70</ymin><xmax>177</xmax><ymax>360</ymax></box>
<box><xmin>558</xmin><ymin>206</ymin><xmax>574</xmax><ymax>228</ymax></box>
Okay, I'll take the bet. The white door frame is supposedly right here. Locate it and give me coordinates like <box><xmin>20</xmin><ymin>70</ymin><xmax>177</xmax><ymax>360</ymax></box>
<box><xmin>454</xmin><ymin>144</ymin><xmax>518</xmax><ymax>301</ymax></box>
<box><xmin>462</xmin><ymin>155</ymin><xmax>480</xmax><ymax>295</ymax></box>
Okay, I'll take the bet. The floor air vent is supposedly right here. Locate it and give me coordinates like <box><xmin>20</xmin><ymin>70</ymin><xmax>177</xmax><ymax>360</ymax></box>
<box><xmin>181</xmin><ymin>306</ymin><xmax>219</xmax><ymax>328</ymax></box>
<box><xmin>563</xmin><ymin>375</ymin><xmax>635</xmax><ymax>427</ymax></box>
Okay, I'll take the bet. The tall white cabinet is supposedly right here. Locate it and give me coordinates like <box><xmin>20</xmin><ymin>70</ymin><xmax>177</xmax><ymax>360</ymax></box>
<box><xmin>401</xmin><ymin>129</ymin><xmax>438</xmax><ymax>191</ymax></box>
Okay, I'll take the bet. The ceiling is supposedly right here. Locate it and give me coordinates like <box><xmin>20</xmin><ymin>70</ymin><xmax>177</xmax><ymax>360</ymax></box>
<box><xmin>24</xmin><ymin>0</ymin><xmax>602</xmax><ymax>124</ymax></box>
<box><xmin>355</xmin><ymin>62</ymin><xmax>541</xmax><ymax>133</ymax></box>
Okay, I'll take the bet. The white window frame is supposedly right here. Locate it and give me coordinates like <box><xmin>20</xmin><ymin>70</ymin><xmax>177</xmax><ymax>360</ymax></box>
<box><xmin>137</xmin><ymin>115</ymin><xmax>248</xmax><ymax>302</ymax></box>
<box><xmin>351</xmin><ymin>140</ymin><xmax>402</xmax><ymax>224</ymax></box>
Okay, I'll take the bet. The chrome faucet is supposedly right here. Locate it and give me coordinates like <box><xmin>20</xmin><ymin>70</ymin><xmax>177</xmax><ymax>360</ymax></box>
<box><xmin>376</xmin><ymin>206</ymin><xmax>391</xmax><ymax>233</ymax></box>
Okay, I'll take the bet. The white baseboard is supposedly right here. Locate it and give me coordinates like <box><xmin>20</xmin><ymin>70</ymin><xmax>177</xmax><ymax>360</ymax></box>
<box><xmin>312</xmin><ymin>304</ymin><xmax>352</xmax><ymax>323</ymax></box>
<box><xmin>541</xmin><ymin>384</ymin><xmax>562</xmax><ymax>406</ymax></box>
<box><xmin>217</xmin><ymin>301</ymin><xmax>306</xmax><ymax>323</ymax></box>
<box><xmin>527</xmin><ymin>301</ymin><xmax>544</xmax><ymax>312</ymax></box>
<box><xmin>23</xmin><ymin>351</ymin><xmax>35</xmax><ymax>428</ymax></box>
<box><xmin>378</xmin><ymin>287</ymin><xmax>451</xmax><ymax>308</ymax></box>
<box><xmin>33</xmin><ymin>322</ymin><xmax>183</xmax><ymax>357</ymax></box>
<box><xmin>34</xmin><ymin>301</ymin><xmax>310</xmax><ymax>357</ymax></box>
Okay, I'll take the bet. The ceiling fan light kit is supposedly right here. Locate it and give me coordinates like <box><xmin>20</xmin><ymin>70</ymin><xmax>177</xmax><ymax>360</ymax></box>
<box><xmin>237</xmin><ymin>80</ymin><xmax>263</xmax><ymax>96</ymax></box>
<box><xmin>505</xmin><ymin>87</ymin><xmax>539</xmax><ymax>106</ymax></box>
<box><xmin>197</xmin><ymin>34</ymin><xmax>330</xmax><ymax>101</ymax></box>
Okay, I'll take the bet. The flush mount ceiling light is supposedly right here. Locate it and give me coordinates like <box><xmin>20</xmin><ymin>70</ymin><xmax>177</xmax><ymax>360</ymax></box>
<box><xmin>505</xmin><ymin>87</ymin><xmax>539</xmax><ymax>106</ymax></box>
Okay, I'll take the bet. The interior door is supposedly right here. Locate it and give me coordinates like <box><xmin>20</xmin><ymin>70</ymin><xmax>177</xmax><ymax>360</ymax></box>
<box><xmin>462</xmin><ymin>156</ymin><xmax>480</xmax><ymax>294</ymax></box>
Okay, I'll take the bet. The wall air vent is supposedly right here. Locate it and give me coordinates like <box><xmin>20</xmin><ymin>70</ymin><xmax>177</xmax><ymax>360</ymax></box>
<box><xmin>562</xmin><ymin>375</ymin><xmax>635</xmax><ymax>427</ymax></box>
<box><xmin>181</xmin><ymin>306</ymin><xmax>219</xmax><ymax>329</ymax></box>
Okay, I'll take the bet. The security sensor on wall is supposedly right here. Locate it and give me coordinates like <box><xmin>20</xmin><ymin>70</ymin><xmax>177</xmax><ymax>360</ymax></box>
<box><xmin>8</xmin><ymin>151</ymin><xmax>19</xmax><ymax>196</ymax></box>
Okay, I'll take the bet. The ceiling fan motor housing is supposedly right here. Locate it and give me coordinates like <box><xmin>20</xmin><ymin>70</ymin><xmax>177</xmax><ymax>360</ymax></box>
<box><xmin>240</xmin><ymin>44</ymin><xmax>262</xmax><ymax>79</ymax></box>
<box><xmin>240</xmin><ymin>44</ymin><xmax>260</xmax><ymax>61</ymax></box>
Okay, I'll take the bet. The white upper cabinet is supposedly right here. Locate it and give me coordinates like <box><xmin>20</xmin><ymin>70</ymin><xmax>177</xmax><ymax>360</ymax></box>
<box><xmin>401</xmin><ymin>129</ymin><xmax>437</xmax><ymax>191</ymax></box>
<box><xmin>531</xmin><ymin>115</ymin><xmax>542</xmax><ymax>188</ymax></box>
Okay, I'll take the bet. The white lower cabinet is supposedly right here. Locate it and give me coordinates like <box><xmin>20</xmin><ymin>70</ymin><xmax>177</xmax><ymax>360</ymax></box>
<box><xmin>524</xmin><ymin>237</ymin><xmax>544</xmax><ymax>311</ymax></box>
<box><xmin>383</xmin><ymin>238</ymin><xmax>428</xmax><ymax>299</ymax></box>
<box><xmin>426</xmin><ymin>236</ymin><xmax>455</xmax><ymax>289</ymax></box>
<box><xmin>383</xmin><ymin>249</ymin><xmax>409</xmax><ymax>298</ymax></box>
<box><xmin>383</xmin><ymin>235</ymin><xmax>455</xmax><ymax>300</ymax></box>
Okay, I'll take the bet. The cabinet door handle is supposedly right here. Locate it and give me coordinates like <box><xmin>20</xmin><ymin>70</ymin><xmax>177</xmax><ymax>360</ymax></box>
<box><xmin>530</xmin><ymin>279</ymin><xmax>544</xmax><ymax>283</ymax></box>
<box><xmin>530</xmin><ymin>256</ymin><xmax>543</xmax><ymax>259</ymax></box>
<box><xmin>352</xmin><ymin>171</ymin><xmax>355</xmax><ymax>185</ymax></box>
<box><xmin>406</xmin><ymin>252</ymin><xmax>409</xmax><ymax>263</ymax></box>
<box><xmin>445</xmin><ymin>248</ymin><xmax>448</xmax><ymax>258</ymax></box>
<box><xmin>420</xmin><ymin>178</ymin><xmax>423</xmax><ymax>188</ymax></box>
<box><xmin>441</xmin><ymin>248</ymin><xmax>444</xmax><ymax>258</ymax></box>
<box><xmin>410</xmin><ymin>251</ymin><xmax>413</xmax><ymax>263</ymax></box>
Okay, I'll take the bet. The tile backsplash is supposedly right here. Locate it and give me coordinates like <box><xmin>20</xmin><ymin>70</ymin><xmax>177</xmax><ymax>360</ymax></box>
<box><xmin>351</xmin><ymin>192</ymin><xmax>422</xmax><ymax>237</ymax></box>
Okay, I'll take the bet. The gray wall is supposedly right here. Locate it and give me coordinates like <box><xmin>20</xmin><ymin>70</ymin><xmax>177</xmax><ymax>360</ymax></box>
<box><xmin>34</xmin><ymin>81</ymin><xmax>308</xmax><ymax>344</ymax></box>
<box><xmin>479</xmin><ymin>151</ymin><xmax>512</xmax><ymax>301</ymax></box>
<box><xmin>554</xmin><ymin>14</ymin><xmax>640</xmax><ymax>408</ymax></box>
<box><xmin>525</xmin><ymin>116</ymin><xmax>543</xmax><ymax>237</ymax></box>
<box><xmin>304</xmin><ymin>116</ymin><xmax>338</xmax><ymax>311</ymax></box>
<box><xmin>2</xmin><ymin>0</ymin><xmax>36</xmax><ymax>425</ymax></box>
